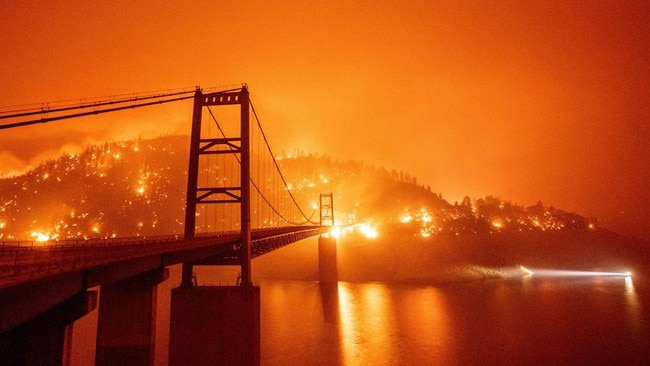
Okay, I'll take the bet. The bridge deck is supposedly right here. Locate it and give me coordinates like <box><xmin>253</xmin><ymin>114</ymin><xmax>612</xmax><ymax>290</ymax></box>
<box><xmin>0</xmin><ymin>226</ymin><xmax>329</xmax><ymax>291</ymax></box>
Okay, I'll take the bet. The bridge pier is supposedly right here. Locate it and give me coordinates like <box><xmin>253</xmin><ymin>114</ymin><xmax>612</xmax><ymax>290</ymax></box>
<box><xmin>95</xmin><ymin>267</ymin><xmax>168</xmax><ymax>366</ymax></box>
<box><xmin>169</xmin><ymin>285</ymin><xmax>260</xmax><ymax>366</ymax></box>
<box><xmin>319</xmin><ymin>235</ymin><xmax>338</xmax><ymax>283</ymax></box>
<box><xmin>180</xmin><ymin>262</ymin><xmax>194</xmax><ymax>288</ymax></box>
<box><xmin>0</xmin><ymin>290</ymin><xmax>97</xmax><ymax>366</ymax></box>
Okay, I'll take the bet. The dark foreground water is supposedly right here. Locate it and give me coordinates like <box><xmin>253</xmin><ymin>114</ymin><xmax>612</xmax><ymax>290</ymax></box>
<box><xmin>70</xmin><ymin>268</ymin><xmax>650</xmax><ymax>365</ymax></box>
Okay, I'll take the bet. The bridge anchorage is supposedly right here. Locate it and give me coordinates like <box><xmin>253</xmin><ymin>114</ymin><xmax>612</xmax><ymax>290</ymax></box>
<box><xmin>0</xmin><ymin>84</ymin><xmax>339</xmax><ymax>366</ymax></box>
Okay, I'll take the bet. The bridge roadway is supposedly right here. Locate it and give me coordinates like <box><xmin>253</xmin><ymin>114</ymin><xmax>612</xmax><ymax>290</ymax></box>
<box><xmin>0</xmin><ymin>225</ymin><xmax>330</xmax><ymax>333</ymax></box>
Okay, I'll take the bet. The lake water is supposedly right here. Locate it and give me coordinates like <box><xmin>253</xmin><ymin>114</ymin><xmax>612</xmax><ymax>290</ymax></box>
<box><xmin>259</xmin><ymin>276</ymin><xmax>649</xmax><ymax>366</ymax></box>
<box><xmin>69</xmin><ymin>267</ymin><xmax>650</xmax><ymax>365</ymax></box>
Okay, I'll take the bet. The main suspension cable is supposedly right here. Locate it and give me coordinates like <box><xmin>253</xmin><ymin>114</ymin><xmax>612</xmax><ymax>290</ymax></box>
<box><xmin>0</xmin><ymin>89</ymin><xmax>195</xmax><ymax>120</ymax></box>
<box><xmin>249</xmin><ymin>99</ymin><xmax>319</xmax><ymax>224</ymax></box>
<box><xmin>0</xmin><ymin>92</ymin><xmax>195</xmax><ymax>130</ymax></box>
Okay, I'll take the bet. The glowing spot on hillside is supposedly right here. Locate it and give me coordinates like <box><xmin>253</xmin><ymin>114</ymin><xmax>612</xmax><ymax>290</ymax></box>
<box><xmin>359</xmin><ymin>224</ymin><xmax>378</xmax><ymax>239</ymax></box>
<box><xmin>31</xmin><ymin>231</ymin><xmax>50</xmax><ymax>242</ymax></box>
<box><xmin>491</xmin><ymin>220</ymin><xmax>503</xmax><ymax>229</ymax></box>
<box><xmin>420</xmin><ymin>209</ymin><xmax>432</xmax><ymax>223</ymax></box>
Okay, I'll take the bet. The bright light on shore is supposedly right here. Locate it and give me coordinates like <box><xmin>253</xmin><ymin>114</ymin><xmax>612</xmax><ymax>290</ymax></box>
<box><xmin>330</xmin><ymin>227</ymin><xmax>342</xmax><ymax>238</ymax></box>
<box><xmin>519</xmin><ymin>265</ymin><xmax>534</xmax><ymax>275</ymax></box>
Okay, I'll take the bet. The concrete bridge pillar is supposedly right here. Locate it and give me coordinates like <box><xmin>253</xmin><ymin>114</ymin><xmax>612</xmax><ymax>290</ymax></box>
<box><xmin>319</xmin><ymin>236</ymin><xmax>338</xmax><ymax>283</ymax></box>
<box><xmin>95</xmin><ymin>267</ymin><xmax>168</xmax><ymax>366</ymax></box>
<box><xmin>169</xmin><ymin>285</ymin><xmax>260</xmax><ymax>366</ymax></box>
<box><xmin>0</xmin><ymin>290</ymin><xmax>97</xmax><ymax>366</ymax></box>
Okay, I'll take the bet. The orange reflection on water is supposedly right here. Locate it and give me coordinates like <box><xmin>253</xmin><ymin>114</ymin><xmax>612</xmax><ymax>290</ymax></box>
<box><xmin>401</xmin><ymin>286</ymin><xmax>453</xmax><ymax>363</ymax></box>
<box><xmin>337</xmin><ymin>282</ymin><xmax>452</xmax><ymax>365</ymax></box>
<box><xmin>337</xmin><ymin>282</ymin><xmax>393</xmax><ymax>365</ymax></box>
<box><xmin>624</xmin><ymin>276</ymin><xmax>645</xmax><ymax>339</ymax></box>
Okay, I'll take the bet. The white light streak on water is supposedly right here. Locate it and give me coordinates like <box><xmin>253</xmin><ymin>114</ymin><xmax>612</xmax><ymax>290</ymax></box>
<box><xmin>521</xmin><ymin>268</ymin><xmax>632</xmax><ymax>278</ymax></box>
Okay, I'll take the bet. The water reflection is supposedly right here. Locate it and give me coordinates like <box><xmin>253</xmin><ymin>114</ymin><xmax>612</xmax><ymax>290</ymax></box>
<box><xmin>624</xmin><ymin>276</ymin><xmax>645</xmax><ymax>339</ymax></box>
<box><xmin>262</xmin><ymin>281</ymin><xmax>341</xmax><ymax>366</ymax></box>
<box><xmin>304</xmin><ymin>277</ymin><xmax>650</xmax><ymax>365</ymax></box>
<box><xmin>521</xmin><ymin>273</ymin><xmax>534</xmax><ymax>291</ymax></box>
<box><xmin>335</xmin><ymin>282</ymin><xmax>452</xmax><ymax>365</ymax></box>
<box><xmin>337</xmin><ymin>282</ymin><xmax>395</xmax><ymax>365</ymax></box>
<box><xmin>319</xmin><ymin>282</ymin><xmax>339</xmax><ymax>323</ymax></box>
<box><xmin>67</xmin><ymin>272</ymin><xmax>650</xmax><ymax>365</ymax></box>
<box><xmin>400</xmin><ymin>285</ymin><xmax>452</xmax><ymax>363</ymax></box>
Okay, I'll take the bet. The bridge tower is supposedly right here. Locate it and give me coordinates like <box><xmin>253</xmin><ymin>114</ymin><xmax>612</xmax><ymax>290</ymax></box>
<box><xmin>319</xmin><ymin>193</ymin><xmax>334</xmax><ymax>226</ymax></box>
<box><xmin>318</xmin><ymin>193</ymin><xmax>338</xmax><ymax>283</ymax></box>
<box><xmin>182</xmin><ymin>86</ymin><xmax>252</xmax><ymax>287</ymax></box>
<box><xmin>171</xmin><ymin>85</ymin><xmax>260</xmax><ymax>366</ymax></box>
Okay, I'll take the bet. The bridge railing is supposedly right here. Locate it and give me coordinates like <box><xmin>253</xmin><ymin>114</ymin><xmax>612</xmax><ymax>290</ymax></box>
<box><xmin>0</xmin><ymin>230</ymin><xmax>242</xmax><ymax>250</ymax></box>
<box><xmin>0</xmin><ymin>235</ymin><xmax>179</xmax><ymax>249</ymax></box>
<box><xmin>0</xmin><ymin>237</ymin><xmax>155</xmax><ymax>286</ymax></box>
<box><xmin>0</xmin><ymin>234</ymin><xmax>226</xmax><ymax>288</ymax></box>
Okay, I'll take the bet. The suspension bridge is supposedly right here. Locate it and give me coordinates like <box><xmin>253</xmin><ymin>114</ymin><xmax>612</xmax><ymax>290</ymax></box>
<box><xmin>0</xmin><ymin>85</ymin><xmax>342</xmax><ymax>365</ymax></box>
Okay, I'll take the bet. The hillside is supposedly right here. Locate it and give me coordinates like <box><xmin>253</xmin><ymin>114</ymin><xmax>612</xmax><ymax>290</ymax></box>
<box><xmin>1</xmin><ymin>135</ymin><xmax>596</xmax><ymax>242</ymax></box>
<box><xmin>0</xmin><ymin>136</ymin><xmax>189</xmax><ymax>240</ymax></box>
<box><xmin>2</xmin><ymin>135</ymin><xmax>648</xmax><ymax>285</ymax></box>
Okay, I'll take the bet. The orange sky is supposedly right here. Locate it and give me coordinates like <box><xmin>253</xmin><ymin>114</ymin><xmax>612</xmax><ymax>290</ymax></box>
<box><xmin>1</xmin><ymin>1</ymin><xmax>649</xmax><ymax>239</ymax></box>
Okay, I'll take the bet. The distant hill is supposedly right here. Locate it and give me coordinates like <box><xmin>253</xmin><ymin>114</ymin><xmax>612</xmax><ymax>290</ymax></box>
<box><xmin>0</xmin><ymin>135</ymin><xmax>599</xmax><ymax>242</ymax></box>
